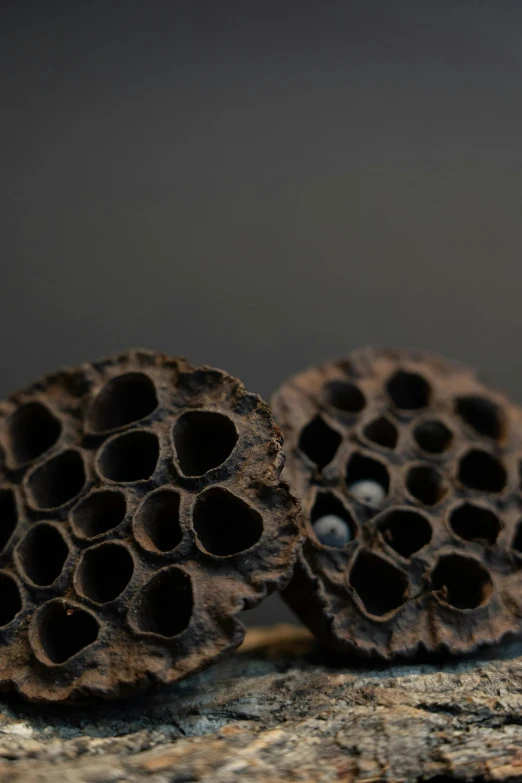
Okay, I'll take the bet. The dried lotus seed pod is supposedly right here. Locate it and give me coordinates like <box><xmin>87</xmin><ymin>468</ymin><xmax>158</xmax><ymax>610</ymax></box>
<box><xmin>0</xmin><ymin>349</ymin><xmax>302</xmax><ymax>702</ymax></box>
<box><xmin>272</xmin><ymin>346</ymin><xmax>522</xmax><ymax>659</ymax></box>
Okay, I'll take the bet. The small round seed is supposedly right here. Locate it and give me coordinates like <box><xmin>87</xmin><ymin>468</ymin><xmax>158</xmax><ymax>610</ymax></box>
<box><xmin>348</xmin><ymin>479</ymin><xmax>386</xmax><ymax>506</ymax></box>
<box><xmin>313</xmin><ymin>515</ymin><xmax>352</xmax><ymax>548</ymax></box>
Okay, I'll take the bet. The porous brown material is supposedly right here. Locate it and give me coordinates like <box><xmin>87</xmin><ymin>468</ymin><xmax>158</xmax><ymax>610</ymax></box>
<box><xmin>0</xmin><ymin>350</ymin><xmax>302</xmax><ymax>703</ymax></box>
<box><xmin>271</xmin><ymin>346</ymin><xmax>522</xmax><ymax>659</ymax></box>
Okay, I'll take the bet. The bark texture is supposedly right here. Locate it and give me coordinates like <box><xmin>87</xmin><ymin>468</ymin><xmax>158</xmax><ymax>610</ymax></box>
<box><xmin>0</xmin><ymin>624</ymin><xmax>522</xmax><ymax>783</ymax></box>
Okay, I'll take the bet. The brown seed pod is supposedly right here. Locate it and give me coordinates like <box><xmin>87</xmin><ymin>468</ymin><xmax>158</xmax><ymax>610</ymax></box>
<box><xmin>0</xmin><ymin>350</ymin><xmax>302</xmax><ymax>702</ymax></box>
<box><xmin>272</xmin><ymin>346</ymin><xmax>522</xmax><ymax>659</ymax></box>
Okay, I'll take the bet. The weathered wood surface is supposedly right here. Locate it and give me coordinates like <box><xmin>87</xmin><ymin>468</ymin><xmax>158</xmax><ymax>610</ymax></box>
<box><xmin>0</xmin><ymin>624</ymin><xmax>522</xmax><ymax>782</ymax></box>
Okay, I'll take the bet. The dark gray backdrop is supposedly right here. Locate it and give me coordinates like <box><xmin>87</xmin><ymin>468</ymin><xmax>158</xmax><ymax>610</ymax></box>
<box><xmin>2</xmin><ymin>1</ymin><xmax>522</xmax><ymax>624</ymax></box>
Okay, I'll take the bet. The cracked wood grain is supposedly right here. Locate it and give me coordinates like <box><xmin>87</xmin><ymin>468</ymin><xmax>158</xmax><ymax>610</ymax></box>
<box><xmin>0</xmin><ymin>624</ymin><xmax>521</xmax><ymax>782</ymax></box>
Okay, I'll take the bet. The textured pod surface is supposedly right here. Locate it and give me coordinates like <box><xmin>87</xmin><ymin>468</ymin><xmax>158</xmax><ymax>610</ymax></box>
<box><xmin>0</xmin><ymin>350</ymin><xmax>302</xmax><ymax>702</ymax></box>
<box><xmin>272</xmin><ymin>346</ymin><xmax>522</xmax><ymax>659</ymax></box>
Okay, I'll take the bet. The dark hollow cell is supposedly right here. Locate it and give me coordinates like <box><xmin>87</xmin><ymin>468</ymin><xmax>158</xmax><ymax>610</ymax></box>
<box><xmin>386</xmin><ymin>371</ymin><xmax>431</xmax><ymax>410</ymax></box>
<box><xmin>35</xmin><ymin>602</ymin><xmax>99</xmax><ymax>664</ymax></box>
<box><xmin>134</xmin><ymin>489</ymin><xmax>183</xmax><ymax>552</ymax></box>
<box><xmin>27</xmin><ymin>450</ymin><xmax>86</xmax><ymax>509</ymax></box>
<box><xmin>5</xmin><ymin>402</ymin><xmax>61</xmax><ymax>466</ymax></box>
<box><xmin>325</xmin><ymin>381</ymin><xmax>366</xmax><ymax>413</ymax></box>
<box><xmin>193</xmin><ymin>487</ymin><xmax>263</xmax><ymax>556</ymax></box>
<box><xmin>406</xmin><ymin>465</ymin><xmax>446</xmax><ymax>506</ymax></box>
<box><xmin>458</xmin><ymin>450</ymin><xmax>507</xmax><ymax>494</ymax></box>
<box><xmin>363</xmin><ymin>416</ymin><xmax>398</xmax><ymax>449</ymax></box>
<box><xmin>298</xmin><ymin>416</ymin><xmax>342</xmax><ymax>470</ymax></box>
<box><xmin>455</xmin><ymin>395</ymin><xmax>504</xmax><ymax>440</ymax></box>
<box><xmin>87</xmin><ymin>373</ymin><xmax>158</xmax><ymax>433</ymax></box>
<box><xmin>17</xmin><ymin>524</ymin><xmax>69</xmax><ymax>586</ymax></box>
<box><xmin>430</xmin><ymin>554</ymin><xmax>493</xmax><ymax>609</ymax></box>
<box><xmin>378</xmin><ymin>509</ymin><xmax>432</xmax><ymax>558</ymax></box>
<box><xmin>0</xmin><ymin>489</ymin><xmax>18</xmax><ymax>554</ymax></box>
<box><xmin>98</xmin><ymin>430</ymin><xmax>160</xmax><ymax>482</ymax></box>
<box><xmin>133</xmin><ymin>568</ymin><xmax>193</xmax><ymax>638</ymax></box>
<box><xmin>173</xmin><ymin>411</ymin><xmax>238</xmax><ymax>476</ymax></box>
<box><xmin>349</xmin><ymin>550</ymin><xmax>408</xmax><ymax>616</ymax></box>
<box><xmin>413</xmin><ymin>420</ymin><xmax>453</xmax><ymax>454</ymax></box>
<box><xmin>71</xmin><ymin>490</ymin><xmax>127</xmax><ymax>538</ymax></box>
<box><xmin>449</xmin><ymin>503</ymin><xmax>500</xmax><ymax>545</ymax></box>
<box><xmin>0</xmin><ymin>573</ymin><xmax>22</xmax><ymax>627</ymax></box>
<box><xmin>76</xmin><ymin>543</ymin><xmax>134</xmax><ymax>603</ymax></box>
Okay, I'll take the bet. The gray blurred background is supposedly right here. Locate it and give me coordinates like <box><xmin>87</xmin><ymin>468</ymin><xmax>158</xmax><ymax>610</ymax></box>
<box><xmin>2</xmin><ymin>1</ymin><xmax>522</xmax><ymax>624</ymax></box>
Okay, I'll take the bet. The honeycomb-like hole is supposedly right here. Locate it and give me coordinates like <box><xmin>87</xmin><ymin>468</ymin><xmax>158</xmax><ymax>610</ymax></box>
<box><xmin>5</xmin><ymin>402</ymin><xmax>61</xmax><ymax>466</ymax></box>
<box><xmin>173</xmin><ymin>411</ymin><xmax>238</xmax><ymax>477</ymax></box>
<box><xmin>34</xmin><ymin>602</ymin><xmax>99</xmax><ymax>664</ymax></box>
<box><xmin>0</xmin><ymin>573</ymin><xmax>22</xmax><ymax>626</ymax></box>
<box><xmin>71</xmin><ymin>490</ymin><xmax>127</xmax><ymax>538</ymax></box>
<box><xmin>455</xmin><ymin>395</ymin><xmax>504</xmax><ymax>441</ymax></box>
<box><xmin>310</xmin><ymin>491</ymin><xmax>357</xmax><ymax>547</ymax></box>
<box><xmin>193</xmin><ymin>487</ymin><xmax>263</xmax><ymax>556</ymax></box>
<box><xmin>0</xmin><ymin>488</ymin><xmax>18</xmax><ymax>553</ymax></box>
<box><xmin>325</xmin><ymin>381</ymin><xmax>366</xmax><ymax>413</ymax></box>
<box><xmin>27</xmin><ymin>450</ymin><xmax>86</xmax><ymax>510</ymax></box>
<box><xmin>386</xmin><ymin>370</ymin><xmax>431</xmax><ymax>410</ymax></box>
<box><xmin>406</xmin><ymin>465</ymin><xmax>446</xmax><ymax>506</ymax></box>
<box><xmin>346</xmin><ymin>452</ymin><xmax>390</xmax><ymax>502</ymax></box>
<box><xmin>449</xmin><ymin>503</ymin><xmax>501</xmax><ymax>545</ymax></box>
<box><xmin>349</xmin><ymin>550</ymin><xmax>408</xmax><ymax>616</ymax></box>
<box><xmin>458</xmin><ymin>449</ymin><xmax>507</xmax><ymax>493</ymax></box>
<box><xmin>76</xmin><ymin>543</ymin><xmax>134</xmax><ymax>603</ymax></box>
<box><xmin>414</xmin><ymin>420</ymin><xmax>453</xmax><ymax>454</ymax></box>
<box><xmin>18</xmin><ymin>524</ymin><xmax>69</xmax><ymax>586</ymax></box>
<box><xmin>378</xmin><ymin>508</ymin><xmax>432</xmax><ymax>558</ymax></box>
<box><xmin>134</xmin><ymin>489</ymin><xmax>182</xmax><ymax>553</ymax></box>
<box><xmin>132</xmin><ymin>567</ymin><xmax>193</xmax><ymax>638</ymax></box>
<box><xmin>363</xmin><ymin>416</ymin><xmax>398</xmax><ymax>449</ymax></box>
<box><xmin>513</xmin><ymin>520</ymin><xmax>522</xmax><ymax>552</ymax></box>
<box><xmin>298</xmin><ymin>416</ymin><xmax>341</xmax><ymax>470</ymax></box>
<box><xmin>87</xmin><ymin>372</ymin><xmax>158</xmax><ymax>433</ymax></box>
<box><xmin>98</xmin><ymin>430</ymin><xmax>159</xmax><ymax>482</ymax></box>
<box><xmin>431</xmin><ymin>554</ymin><xmax>493</xmax><ymax>609</ymax></box>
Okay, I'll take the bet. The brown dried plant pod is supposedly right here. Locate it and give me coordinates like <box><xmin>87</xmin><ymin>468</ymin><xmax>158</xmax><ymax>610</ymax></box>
<box><xmin>0</xmin><ymin>350</ymin><xmax>302</xmax><ymax>702</ymax></box>
<box><xmin>272</xmin><ymin>346</ymin><xmax>522</xmax><ymax>659</ymax></box>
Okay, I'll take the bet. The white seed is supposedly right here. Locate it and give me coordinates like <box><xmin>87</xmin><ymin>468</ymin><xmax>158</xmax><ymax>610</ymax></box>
<box><xmin>313</xmin><ymin>514</ymin><xmax>352</xmax><ymax>548</ymax></box>
<box><xmin>348</xmin><ymin>479</ymin><xmax>386</xmax><ymax>506</ymax></box>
